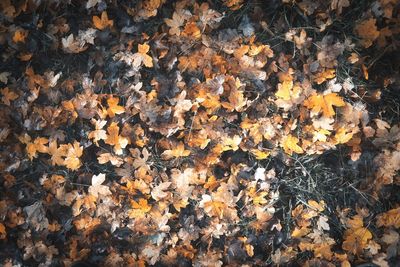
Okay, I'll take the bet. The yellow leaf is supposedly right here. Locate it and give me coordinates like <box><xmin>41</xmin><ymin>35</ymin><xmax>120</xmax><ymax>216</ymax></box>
<box><xmin>88</xmin><ymin>119</ymin><xmax>107</xmax><ymax>145</ymax></box>
<box><xmin>342</xmin><ymin>227</ymin><xmax>372</xmax><ymax>254</ymax></box>
<box><xmin>275</xmin><ymin>80</ymin><xmax>293</xmax><ymax>100</ymax></box>
<box><xmin>250</xmin><ymin>149</ymin><xmax>270</xmax><ymax>160</ymax></box>
<box><xmin>161</xmin><ymin>142</ymin><xmax>190</xmax><ymax>160</ymax></box>
<box><xmin>129</xmin><ymin>198</ymin><xmax>152</xmax><ymax>218</ymax></box>
<box><xmin>292</xmin><ymin>226</ymin><xmax>310</xmax><ymax>238</ymax></box>
<box><xmin>221</xmin><ymin>135</ymin><xmax>242</xmax><ymax>151</ymax></box>
<box><xmin>334</xmin><ymin>127</ymin><xmax>354</xmax><ymax>144</ymax></box>
<box><xmin>304</xmin><ymin>93</ymin><xmax>345</xmax><ymax>118</ymax></box>
<box><xmin>93</xmin><ymin>11</ymin><xmax>113</xmax><ymax>30</ymax></box>
<box><xmin>308</xmin><ymin>200</ymin><xmax>325</xmax><ymax>212</ymax></box>
<box><xmin>281</xmin><ymin>134</ymin><xmax>303</xmax><ymax>155</ymax></box>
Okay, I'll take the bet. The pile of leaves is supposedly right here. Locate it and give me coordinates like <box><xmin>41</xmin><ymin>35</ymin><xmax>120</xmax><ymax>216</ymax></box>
<box><xmin>0</xmin><ymin>0</ymin><xmax>399</xmax><ymax>266</ymax></box>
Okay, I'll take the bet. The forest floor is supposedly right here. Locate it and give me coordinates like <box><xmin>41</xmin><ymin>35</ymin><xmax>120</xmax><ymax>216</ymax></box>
<box><xmin>0</xmin><ymin>0</ymin><xmax>399</xmax><ymax>266</ymax></box>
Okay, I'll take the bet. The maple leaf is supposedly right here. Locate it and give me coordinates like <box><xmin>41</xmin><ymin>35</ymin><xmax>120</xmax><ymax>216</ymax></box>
<box><xmin>275</xmin><ymin>80</ymin><xmax>293</xmax><ymax>100</ymax></box>
<box><xmin>1</xmin><ymin>87</ymin><xmax>18</xmax><ymax>106</ymax></box>
<box><xmin>88</xmin><ymin>119</ymin><xmax>107</xmax><ymax>145</ymax></box>
<box><xmin>106</xmin><ymin>96</ymin><xmax>125</xmax><ymax>118</ymax></box>
<box><xmin>129</xmin><ymin>198</ymin><xmax>152</xmax><ymax>218</ymax></box>
<box><xmin>92</xmin><ymin>11</ymin><xmax>113</xmax><ymax>30</ymax></box>
<box><xmin>281</xmin><ymin>134</ymin><xmax>303</xmax><ymax>155</ymax></box>
<box><xmin>377</xmin><ymin>208</ymin><xmax>400</xmax><ymax>228</ymax></box>
<box><xmin>304</xmin><ymin>93</ymin><xmax>345</xmax><ymax>118</ymax></box>
<box><xmin>48</xmin><ymin>140</ymin><xmax>68</xmax><ymax>166</ymax></box>
<box><xmin>88</xmin><ymin>173</ymin><xmax>112</xmax><ymax>198</ymax></box>
<box><xmin>26</xmin><ymin>137</ymin><xmax>49</xmax><ymax>160</ymax></box>
<box><xmin>331</xmin><ymin>0</ymin><xmax>350</xmax><ymax>15</ymax></box>
<box><xmin>97</xmin><ymin>152</ymin><xmax>123</xmax><ymax>167</ymax></box>
<box><xmin>151</xmin><ymin>182</ymin><xmax>171</xmax><ymax>201</ymax></box>
<box><xmin>137</xmin><ymin>43</ymin><xmax>153</xmax><ymax>68</ymax></box>
<box><xmin>64</xmin><ymin>141</ymin><xmax>83</xmax><ymax>170</ymax></box>
<box><xmin>221</xmin><ymin>135</ymin><xmax>242</xmax><ymax>151</ymax></box>
<box><xmin>0</xmin><ymin>223</ymin><xmax>6</xmax><ymax>239</ymax></box>
<box><xmin>105</xmin><ymin>122</ymin><xmax>129</xmax><ymax>155</ymax></box>
<box><xmin>221</xmin><ymin>81</ymin><xmax>247</xmax><ymax>112</ymax></box>
<box><xmin>355</xmin><ymin>18</ymin><xmax>380</xmax><ymax>48</ymax></box>
<box><xmin>342</xmin><ymin>227</ymin><xmax>372</xmax><ymax>254</ymax></box>
<box><xmin>334</xmin><ymin>127</ymin><xmax>354</xmax><ymax>144</ymax></box>
<box><xmin>164</xmin><ymin>11</ymin><xmax>186</xmax><ymax>36</ymax></box>
<box><xmin>161</xmin><ymin>142</ymin><xmax>190</xmax><ymax>160</ymax></box>
<box><xmin>182</xmin><ymin>21</ymin><xmax>201</xmax><ymax>39</ymax></box>
<box><xmin>223</xmin><ymin>0</ymin><xmax>244</xmax><ymax>10</ymax></box>
<box><xmin>73</xmin><ymin>215</ymin><xmax>101</xmax><ymax>231</ymax></box>
<box><xmin>314</xmin><ymin>69</ymin><xmax>336</xmax><ymax>84</ymax></box>
<box><xmin>12</xmin><ymin>29</ymin><xmax>28</xmax><ymax>43</ymax></box>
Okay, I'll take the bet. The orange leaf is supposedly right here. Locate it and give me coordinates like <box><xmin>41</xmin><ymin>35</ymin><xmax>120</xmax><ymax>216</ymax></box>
<box><xmin>304</xmin><ymin>93</ymin><xmax>345</xmax><ymax>118</ymax></box>
<box><xmin>314</xmin><ymin>69</ymin><xmax>336</xmax><ymax>84</ymax></box>
<box><xmin>0</xmin><ymin>223</ymin><xmax>6</xmax><ymax>239</ymax></box>
<box><xmin>129</xmin><ymin>198</ymin><xmax>152</xmax><ymax>218</ymax></box>
<box><xmin>13</xmin><ymin>29</ymin><xmax>28</xmax><ymax>43</ymax></box>
<box><xmin>105</xmin><ymin>122</ymin><xmax>129</xmax><ymax>155</ymax></box>
<box><xmin>1</xmin><ymin>87</ymin><xmax>18</xmax><ymax>106</ymax></box>
<box><xmin>92</xmin><ymin>11</ymin><xmax>113</xmax><ymax>30</ymax></box>
<box><xmin>342</xmin><ymin>227</ymin><xmax>372</xmax><ymax>254</ymax></box>
<box><xmin>377</xmin><ymin>208</ymin><xmax>400</xmax><ymax>228</ymax></box>
<box><xmin>137</xmin><ymin>43</ymin><xmax>153</xmax><ymax>68</ymax></box>
<box><xmin>107</xmin><ymin>97</ymin><xmax>125</xmax><ymax>117</ymax></box>
<box><xmin>355</xmin><ymin>18</ymin><xmax>379</xmax><ymax>48</ymax></box>
<box><xmin>26</xmin><ymin>137</ymin><xmax>49</xmax><ymax>160</ymax></box>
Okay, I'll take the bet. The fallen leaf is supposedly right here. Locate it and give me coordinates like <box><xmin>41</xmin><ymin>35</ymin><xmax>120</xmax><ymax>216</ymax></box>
<box><xmin>93</xmin><ymin>11</ymin><xmax>113</xmax><ymax>30</ymax></box>
<box><xmin>88</xmin><ymin>173</ymin><xmax>112</xmax><ymax>198</ymax></box>
<box><xmin>304</xmin><ymin>92</ymin><xmax>345</xmax><ymax>118</ymax></box>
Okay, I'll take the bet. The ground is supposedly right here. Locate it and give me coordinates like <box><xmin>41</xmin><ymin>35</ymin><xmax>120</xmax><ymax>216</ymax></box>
<box><xmin>0</xmin><ymin>0</ymin><xmax>399</xmax><ymax>266</ymax></box>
